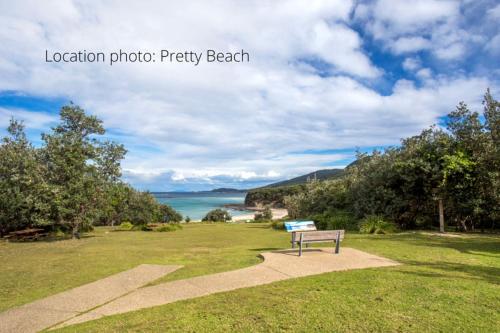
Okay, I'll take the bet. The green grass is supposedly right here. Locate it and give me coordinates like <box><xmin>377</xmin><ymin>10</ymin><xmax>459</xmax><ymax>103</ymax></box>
<box><xmin>1</xmin><ymin>224</ymin><xmax>499</xmax><ymax>332</ymax></box>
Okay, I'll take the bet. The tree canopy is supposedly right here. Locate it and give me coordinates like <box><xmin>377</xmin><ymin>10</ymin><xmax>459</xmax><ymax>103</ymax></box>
<box><xmin>284</xmin><ymin>90</ymin><xmax>499</xmax><ymax>231</ymax></box>
<box><xmin>0</xmin><ymin>105</ymin><xmax>181</xmax><ymax>237</ymax></box>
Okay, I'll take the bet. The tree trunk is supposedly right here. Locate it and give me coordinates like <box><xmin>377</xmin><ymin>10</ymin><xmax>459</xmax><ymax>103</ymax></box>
<box><xmin>438</xmin><ymin>199</ymin><xmax>445</xmax><ymax>233</ymax></box>
<box><xmin>460</xmin><ymin>219</ymin><xmax>468</xmax><ymax>232</ymax></box>
<box><xmin>72</xmin><ymin>224</ymin><xmax>80</xmax><ymax>239</ymax></box>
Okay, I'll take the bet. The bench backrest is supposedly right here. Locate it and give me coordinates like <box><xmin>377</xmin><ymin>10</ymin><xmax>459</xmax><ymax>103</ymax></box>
<box><xmin>285</xmin><ymin>221</ymin><xmax>317</xmax><ymax>232</ymax></box>
<box><xmin>297</xmin><ymin>230</ymin><xmax>345</xmax><ymax>241</ymax></box>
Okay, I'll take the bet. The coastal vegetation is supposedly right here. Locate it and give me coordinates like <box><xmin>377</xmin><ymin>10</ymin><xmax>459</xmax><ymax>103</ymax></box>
<box><xmin>250</xmin><ymin>90</ymin><xmax>499</xmax><ymax>232</ymax></box>
<box><xmin>0</xmin><ymin>105</ymin><xmax>182</xmax><ymax>238</ymax></box>
<box><xmin>254</xmin><ymin>206</ymin><xmax>273</xmax><ymax>221</ymax></box>
<box><xmin>245</xmin><ymin>185</ymin><xmax>305</xmax><ymax>208</ymax></box>
<box><xmin>202</xmin><ymin>208</ymin><xmax>232</xmax><ymax>222</ymax></box>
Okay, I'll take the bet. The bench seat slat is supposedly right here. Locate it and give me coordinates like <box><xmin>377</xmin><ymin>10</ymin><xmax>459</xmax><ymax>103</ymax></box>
<box><xmin>294</xmin><ymin>230</ymin><xmax>344</xmax><ymax>242</ymax></box>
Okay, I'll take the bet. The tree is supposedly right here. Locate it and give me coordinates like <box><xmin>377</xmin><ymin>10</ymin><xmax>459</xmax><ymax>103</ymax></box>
<box><xmin>41</xmin><ymin>105</ymin><xmax>125</xmax><ymax>238</ymax></box>
<box><xmin>0</xmin><ymin>119</ymin><xmax>50</xmax><ymax>236</ymax></box>
<box><xmin>123</xmin><ymin>191</ymin><xmax>160</xmax><ymax>226</ymax></box>
<box><xmin>202</xmin><ymin>209</ymin><xmax>232</xmax><ymax>222</ymax></box>
<box><xmin>157</xmin><ymin>204</ymin><xmax>182</xmax><ymax>223</ymax></box>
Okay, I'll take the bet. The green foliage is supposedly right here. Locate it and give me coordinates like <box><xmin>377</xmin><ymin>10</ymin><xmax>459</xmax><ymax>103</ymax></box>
<box><xmin>270</xmin><ymin>220</ymin><xmax>285</xmax><ymax>230</ymax></box>
<box><xmin>0</xmin><ymin>119</ymin><xmax>51</xmax><ymax>236</ymax></box>
<box><xmin>202</xmin><ymin>209</ymin><xmax>232</xmax><ymax>222</ymax></box>
<box><xmin>245</xmin><ymin>185</ymin><xmax>304</xmax><ymax>207</ymax></box>
<box><xmin>311</xmin><ymin>210</ymin><xmax>358</xmax><ymax>231</ymax></box>
<box><xmin>283</xmin><ymin>90</ymin><xmax>499</xmax><ymax>232</ymax></box>
<box><xmin>185</xmin><ymin>216</ymin><xmax>191</xmax><ymax>223</ymax></box>
<box><xmin>0</xmin><ymin>105</ymin><xmax>182</xmax><ymax>238</ymax></box>
<box><xmin>285</xmin><ymin>179</ymin><xmax>347</xmax><ymax>219</ymax></box>
<box><xmin>119</xmin><ymin>222</ymin><xmax>134</xmax><ymax>231</ymax></box>
<box><xmin>254</xmin><ymin>207</ymin><xmax>273</xmax><ymax>221</ymax></box>
<box><xmin>359</xmin><ymin>215</ymin><xmax>398</xmax><ymax>234</ymax></box>
<box><xmin>157</xmin><ymin>204</ymin><xmax>183</xmax><ymax>223</ymax></box>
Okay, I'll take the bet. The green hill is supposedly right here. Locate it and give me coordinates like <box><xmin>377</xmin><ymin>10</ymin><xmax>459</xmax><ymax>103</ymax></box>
<box><xmin>262</xmin><ymin>169</ymin><xmax>344</xmax><ymax>188</ymax></box>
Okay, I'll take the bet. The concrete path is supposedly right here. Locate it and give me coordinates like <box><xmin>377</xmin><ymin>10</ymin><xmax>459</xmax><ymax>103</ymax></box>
<box><xmin>55</xmin><ymin>248</ymin><xmax>399</xmax><ymax>329</ymax></box>
<box><xmin>0</xmin><ymin>264</ymin><xmax>182</xmax><ymax>333</ymax></box>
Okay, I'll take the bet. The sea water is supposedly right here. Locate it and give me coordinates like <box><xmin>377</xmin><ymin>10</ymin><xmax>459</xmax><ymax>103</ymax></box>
<box><xmin>153</xmin><ymin>192</ymin><xmax>251</xmax><ymax>221</ymax></box>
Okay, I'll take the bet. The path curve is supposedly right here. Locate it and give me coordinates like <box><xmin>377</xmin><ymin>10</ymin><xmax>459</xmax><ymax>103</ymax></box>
<box><xmin>55</xmin><ymin>247</ymin><xmax>399</xmax><ymax>329</ymax></box>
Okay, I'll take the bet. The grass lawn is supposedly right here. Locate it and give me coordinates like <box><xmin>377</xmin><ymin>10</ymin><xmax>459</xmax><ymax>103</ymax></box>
<box><xmin>1</xmin><ymin>224</ymin><xmax>499</xmax><ymax>332</ymax></box>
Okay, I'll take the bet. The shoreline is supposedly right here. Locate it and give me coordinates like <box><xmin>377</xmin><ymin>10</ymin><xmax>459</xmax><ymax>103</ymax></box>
<box><xmin>231</xmin><ymin>208</ymin><xmax>288</xmax><ymax>222</ymax></box>
<box><xmin>192</xmin><ymin>206</ymin><xmax>288</xmax><ymax>222</ymax></box>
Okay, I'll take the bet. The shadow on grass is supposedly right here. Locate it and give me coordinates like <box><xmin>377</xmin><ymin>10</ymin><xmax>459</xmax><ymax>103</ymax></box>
<box><xmin>4</xmin><ymin>234</ymin><xmax>97</xmax><ymax>243</ymax></box>
<box><xmin>394</xmin><ymin>259</ymin><xmax>500</xmax><ymax>285</ymax></box>
<box><xmin>357</xmin><ymin>233</ymin><xmax>500</xmax><ymax>256</ymax></box>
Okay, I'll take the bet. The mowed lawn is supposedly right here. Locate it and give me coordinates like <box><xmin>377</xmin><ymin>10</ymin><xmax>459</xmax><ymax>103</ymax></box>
<box><xmin>0</xmin><ymin>224</ymin><xmax>499</xmax><ymax>332</ymax></box>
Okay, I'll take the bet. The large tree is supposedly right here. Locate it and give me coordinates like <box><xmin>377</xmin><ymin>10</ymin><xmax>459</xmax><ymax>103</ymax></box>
<box><xmin>41</xmin><ymin>105</ymin><xmax>125</xmax><ymax>238</ymax></box>
<box><xmin>0</xmin><ymin>120</ymin><xmax>50</xmax><ymax>236</ymax></box>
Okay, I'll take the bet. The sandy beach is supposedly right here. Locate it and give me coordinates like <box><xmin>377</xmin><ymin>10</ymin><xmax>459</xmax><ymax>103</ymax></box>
<box><xmin>231</xmin><ymin>208</ymin><xmax>288</xmax><ymax>222</ymax></box>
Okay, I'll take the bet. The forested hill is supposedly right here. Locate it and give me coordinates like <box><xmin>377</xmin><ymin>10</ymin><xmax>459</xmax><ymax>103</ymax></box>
<box><xmin>245</xmin><ymin>168</ymin><xmax>346</xmax><ymax>207</ymax></box>
<box><xmin>262</xmin><ymin>169</ymin><xmax>344</xmax><ymax>188</ymax></box>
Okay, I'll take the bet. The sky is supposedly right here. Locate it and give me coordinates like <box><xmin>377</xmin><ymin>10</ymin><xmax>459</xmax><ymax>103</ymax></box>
<box><xmin>0</xmin><ymin>0</ymin><xmax>499</xmax><ymax>191</ymax></box>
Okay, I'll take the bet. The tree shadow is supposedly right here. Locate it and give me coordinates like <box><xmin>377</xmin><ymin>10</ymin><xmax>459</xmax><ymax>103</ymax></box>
<box><xmin>357</xmin><ymin>233</ymin><xmax>500</xmax><ymax>257</ymax></box>
<box><xmin>393</xmin><ymin>259</ymin><xmax>500</xmax><ymax>285</ymax></box>
<box><xmin>4</xmin><ymin>234</ymin><xmax>98</xmax><ymax>243</ymax></box>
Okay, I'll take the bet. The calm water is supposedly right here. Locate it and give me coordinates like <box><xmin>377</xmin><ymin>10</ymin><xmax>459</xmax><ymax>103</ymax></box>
<box><xmin>153</xmin><ymin>192</ymin><xmax>251</xmax><ymax>221</ymax></box>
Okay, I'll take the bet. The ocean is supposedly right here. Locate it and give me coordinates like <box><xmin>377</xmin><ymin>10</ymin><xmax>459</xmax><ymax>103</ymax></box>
<box><xmin>153</xmin><ymin>192</ymin><xmax>251</xmax><ymax>221</ymax></box>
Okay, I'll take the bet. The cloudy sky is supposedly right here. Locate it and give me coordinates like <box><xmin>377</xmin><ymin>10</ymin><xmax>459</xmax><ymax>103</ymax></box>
<box><xmin>1</xmin><ymin>0</ymin><xmax>499</xmax><ymax>191</ymax></box>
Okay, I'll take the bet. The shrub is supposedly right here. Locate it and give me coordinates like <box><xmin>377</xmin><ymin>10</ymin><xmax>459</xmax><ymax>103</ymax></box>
<box><xmin>255</xmin><ymin>206</ymin><xmax>273</xmax><ymax>221</ymax></box>
<box><xmin>155</xmin><ymin>224</ymin><xmax>182</xmax><ymax>232</ymax></box>
<box><xmin>311</xmin><ymin>210</ymin><xmax>358</xmax><ymax>231</ymax></box>
<box><xmin>140</xmin><ymin>224</ymin><xmax>153</xmax><ymax>231</ymax></box>
<box><xmin>271</xmin><ymin>220</ymin><xmax>285</xmax><ymax>230</ymax></box>
<box><xmin>185</xmin><ymin>216</ymin><xmax>191</xmax><ymax>223</ymax></box>
<box><xmin>202</xmin><ymin>209</ymin><xmax>232</xmax><ymax>222</ymax></box>
<box><xmin>119</xmin><ymin>221</ymin><xmax>134</xmax><ymax>230</ymax></box>
<box><xmin>359</xmin><ymin>215</ymin><xmax>398</xmax><ymax>234</ymax></box>
<box><xmin>157</xmin><ymin>204</ymin><xmax>182</xmax><ymax>223</ymax></box>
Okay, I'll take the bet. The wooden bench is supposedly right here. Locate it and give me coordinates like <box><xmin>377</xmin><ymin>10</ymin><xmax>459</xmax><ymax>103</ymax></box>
<box><xmin>285</xmin><ymin>221</ymin><xmax>345</xmax><ymax>256</ymax></box>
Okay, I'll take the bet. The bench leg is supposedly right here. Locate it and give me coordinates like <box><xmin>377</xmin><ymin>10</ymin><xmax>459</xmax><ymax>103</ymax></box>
<box><xmin>291</xmin><ymin>232</ymin><xmax>296</xmax><ymax>249</ymax></box>
<box><xmin>334</xmin><ymin>232</ymin><xmax>340</xmax><ymax>254</ymax></box>
<box><xmin>299</xmin><ymin>241</ymin><xmax>303</xmax><ymax>256</ymax></box>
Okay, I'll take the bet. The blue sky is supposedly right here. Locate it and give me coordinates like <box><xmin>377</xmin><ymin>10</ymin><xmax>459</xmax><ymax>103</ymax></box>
<box><xmin>0</xmin><ymin>0</ymin><xmax>499</xmax><ymax>191</ymax></box>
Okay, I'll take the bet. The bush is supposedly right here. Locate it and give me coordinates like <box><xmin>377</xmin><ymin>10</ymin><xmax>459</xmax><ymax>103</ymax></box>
<box><xmin>254</xmin><ymin>207</ymin><xmax>273</xmax><ymax>222</ymax></box>
<box><xmin>202</xmin><ymin>209</ymin><xmax>232</xmax><ymax>222</ymax></box>
<box><xmin>311</xmin><ymin>210</ymin><xmax>358</xmax><ymax>231</ymax></box>
<box><xmin>119</xmin><ymin>221</ymin><xmax>134</xmax><ymax>230</ymax></box>
<box><xmin>155</xmin><ymin>224</ymin><xmax>182</xmax><ymax>232</ymax></box>
<box><xmin>359</xmin><ymin>215</ymin><xmax>398</xmax><ymax>234</ymax></box>
<box><xmin>140</xmin><ymin>224</ymin><xmax>153</xmax><ymax>231</ymax></box>
<box><xmin>271</xmin><ymin>220</ymin><xmax>285</xmax><ymax>230</ymax></box>
<box><xmin>185</xmin><ymin>216</ymin><xmax>191</xmax><ymax>223</ymax></box>
<box><xmin>157</xmin><ymin>204</ymin><xmax>182</xmax><ymax>223</ymax></box>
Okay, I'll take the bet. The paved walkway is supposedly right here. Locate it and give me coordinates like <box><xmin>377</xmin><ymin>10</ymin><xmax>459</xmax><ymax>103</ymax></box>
<box><xmin>0</xmin><ymin>264</ymin><xmax>182</xmax><ymax>333</ymax></box>
<box><xmin>0</xmin><ymin>248</ymin><xmax>399</xmax><ymax>332</ymax></box>
<box><xmin>55</xmin><ymin>248</ymin><xmax>399</xmax><ymax>329</ymax></box>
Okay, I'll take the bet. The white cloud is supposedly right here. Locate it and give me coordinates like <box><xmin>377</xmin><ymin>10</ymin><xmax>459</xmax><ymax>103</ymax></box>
<box><xmin>416</xmin><ymin>68</ymin><xmax>433</xmax><ymax>80</ymax></box>
<box><xmin>0</xmin><ymin>0</ymin><xmax>496</xmax><ymax>190</ymax></box>
<box><xmin>487</xmin><ymin>3</ymin><xmax>500</xmax><ymax>19</ymax></box>
<box><xmin>485</xmin><ymin>34</ymin><xmax>500</xmax><ymax>54</ymax></box>
<box><xmin>391</xmin><ymin>37</ymin><xmax>431</xmax><ymax>54</ymax></box>
<box><xmin>356</xmin><ymin>0</ymin><xmax>493</xmax><ymax>61</ymax></box>
<box><xmin>402</xmin><ymin>57</ymin><xmax>422</xmax><ymax>71</ymax></box>
<box><xmin>0</xmin><ymin>107</ymin><xmax>57</xmax><ymax>130</ymax></box>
